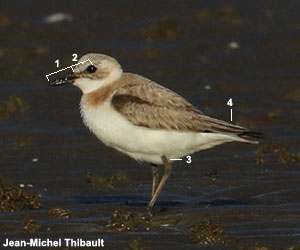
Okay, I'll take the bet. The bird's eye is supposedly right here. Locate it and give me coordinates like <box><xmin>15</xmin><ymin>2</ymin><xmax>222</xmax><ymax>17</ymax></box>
<box><xmin>86</xmin><ymin>65</ymin><xmax>97</xmax><ymax>73</ymax></box>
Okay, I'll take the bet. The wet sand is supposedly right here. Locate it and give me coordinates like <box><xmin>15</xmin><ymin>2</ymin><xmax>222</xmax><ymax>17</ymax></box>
<box><xmin>1</xmin><ymin>0</ymin><xmax>300</xmax><ymax>249</ymax></box>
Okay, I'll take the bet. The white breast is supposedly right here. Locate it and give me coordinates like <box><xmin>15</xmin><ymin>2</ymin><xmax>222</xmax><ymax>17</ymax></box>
<box><xmin>80</xmin><ymin>97</ymin><xmax>238</xmax><ymax>165</ymax></box>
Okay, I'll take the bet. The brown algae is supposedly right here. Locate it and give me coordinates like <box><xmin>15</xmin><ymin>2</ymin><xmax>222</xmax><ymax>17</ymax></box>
<box><xmin>48</xmin><ymin>208</ymin><xmax>72</xmax><ymax>219</ymax></box>
<box><xmin>23</xmin><ymin>218</ymin><xmax>41</xmax><ymax>233</ymax></box>
<box><xmin>256</xmin><ymin>142</ymin><xmax>299</xmax><ymax>164</ymax></box>
<box><xmin>106</xmin><ymin>209</ymin><xmax>151</xmax><ymax>232</ymax></box>
<box><xmin>86</xmin><ymin>171</ymin><xmax>130</xmax><ymax>189</ymax></box>
<box><xmin>0</xmin><ymin>178</ymin><xmax>42</xmax><ymax>212</ymax></box>
<box><xmin>140</xmin><ymin>18</ymin><xmax>185</xmax><ymax>40</ymax></box>
<box><xmin>127</xmin><ymin>238</ymin><xmax>151</xmax><ymax>250</ymax></box>
<box><xmin>0</xmin><ymin>95</ymin><xmax>29</xmax><ymax>120</ymax></box>
<box><xmin>189</xmin><ymin>220</ymin><xmax>233</xmax><ymax>245</ymax></box>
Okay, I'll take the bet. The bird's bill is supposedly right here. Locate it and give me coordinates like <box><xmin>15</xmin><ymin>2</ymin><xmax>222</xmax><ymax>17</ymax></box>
<box><xmin>49</xmin><ymin>74</ymin><xmax>78</xmax><ymax>86</ymax></box>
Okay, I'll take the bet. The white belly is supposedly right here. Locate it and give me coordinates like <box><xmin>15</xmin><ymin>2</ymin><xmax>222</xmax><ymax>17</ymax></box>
<box><xmin>80</xmin><ymin>98</ymin><xmax>237</xmax><ymax>165</ymax></box>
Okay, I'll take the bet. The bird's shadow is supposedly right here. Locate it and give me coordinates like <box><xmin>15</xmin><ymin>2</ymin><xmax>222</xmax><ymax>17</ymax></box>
<box><xmin>73</xmin><ymin>195</ymin><xmax>184</xmax><ymax>207</ymax></box>
<box><xmin>198</xmin><ymin>197</ymin><xmax>253</xmax><ymax>206</ymax></box>
<box><xmin>73</xmin><ymin>195</ymin><xmax>252</xmax><ymax>208</ymax></box>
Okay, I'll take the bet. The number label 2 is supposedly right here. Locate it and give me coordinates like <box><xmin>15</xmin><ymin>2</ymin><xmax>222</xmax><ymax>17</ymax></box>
<box><xmin>72</xmin><ymin>53</ymin><xmax>78</xmax><ymax>62</ymax></box>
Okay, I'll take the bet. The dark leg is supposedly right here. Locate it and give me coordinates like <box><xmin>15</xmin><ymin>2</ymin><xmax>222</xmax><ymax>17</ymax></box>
<box><xmin>151</xmin><ymin>164</ymin><xmax>160</xmax><ymax>198</ymax></box>
<box><xmin>147</xmin><ymin>156</ymin><xmax>172</xmax><ymax>212</ymax></box>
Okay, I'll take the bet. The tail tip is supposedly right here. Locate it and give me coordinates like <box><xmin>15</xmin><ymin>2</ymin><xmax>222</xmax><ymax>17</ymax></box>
<box><xmin>239</xmin><ymin>130</ymin><xmax>264</xmax><ymax>141</ymax></box>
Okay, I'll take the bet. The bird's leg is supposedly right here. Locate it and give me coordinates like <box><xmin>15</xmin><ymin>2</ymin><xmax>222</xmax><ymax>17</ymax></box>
<box><xmin>147</xmin><ymin>156</ymin><xmax>172</xmax><ymax>213</ymax></box>
<box><xmin>151</xmin><ymin>164</ymin><xmax>160</xmax><ymax>198</ymax></box>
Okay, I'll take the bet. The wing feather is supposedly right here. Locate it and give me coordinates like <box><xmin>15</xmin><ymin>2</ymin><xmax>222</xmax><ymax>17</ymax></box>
<box><xmin>111</xmin><ymin>73</ymin><xmax>260</xmax><ymax>138</ymax></box>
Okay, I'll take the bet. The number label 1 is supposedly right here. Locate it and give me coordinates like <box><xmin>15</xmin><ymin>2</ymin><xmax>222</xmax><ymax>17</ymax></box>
<box><xmin>227</xmin><ymin>98</ymin><xmax>233</xmax><ymax>107</ymax></box>
<box><xmin>55</xmin><ymin>59</ymin><xmax>59</xmax><ymax>67</ymax></box>
<box><xmin>186</xmin><ymin>155</ymin><xmax>192</xmax><ymax>164</ymax></box>
<box><xmin>72</xmin><ymin>53</ymin><xmax>78</xmax><ymax>62</ymax></box>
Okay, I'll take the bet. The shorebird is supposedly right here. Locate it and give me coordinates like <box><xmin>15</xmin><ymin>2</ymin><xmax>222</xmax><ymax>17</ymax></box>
<box><xmin>50</xmin><ymin>53</ymin><xmax>262</xmax><ymax>212</ymax></box>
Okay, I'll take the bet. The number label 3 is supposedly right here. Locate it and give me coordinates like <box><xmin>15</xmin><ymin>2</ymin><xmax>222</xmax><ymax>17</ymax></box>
<box><xmin>186</xmin><ymin>155</ymin><xmax>192</xmax><ymax>164</ymax></box>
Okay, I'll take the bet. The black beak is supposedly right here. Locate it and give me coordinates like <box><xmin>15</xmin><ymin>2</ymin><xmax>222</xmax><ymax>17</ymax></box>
<box><xmin>49</xmin><ymin>74</ymin><xmax>78</xmax><ymax>86</ymax></box>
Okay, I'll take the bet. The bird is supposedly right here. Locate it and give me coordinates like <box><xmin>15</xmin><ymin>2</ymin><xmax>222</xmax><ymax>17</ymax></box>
<box><xmin>49</xmin><ymin>53</ymin><xmax>262</xmax><ymax>212</ymax></box>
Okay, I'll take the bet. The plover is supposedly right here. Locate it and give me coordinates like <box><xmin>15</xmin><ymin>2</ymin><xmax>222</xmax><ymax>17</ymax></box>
<box><xmin>50</xmin><ymin>53</ymin><xmax>262</xmax><ymax>212</ymax></box>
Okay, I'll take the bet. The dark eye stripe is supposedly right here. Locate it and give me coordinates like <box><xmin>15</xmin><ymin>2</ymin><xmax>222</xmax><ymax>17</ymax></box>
<box><xmin>86</xmin><ymin>65</ymin><xmax>97</xmax><ymax>73</ymax></box>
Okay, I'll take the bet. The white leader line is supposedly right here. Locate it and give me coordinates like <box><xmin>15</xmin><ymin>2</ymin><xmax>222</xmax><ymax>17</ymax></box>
<box><xmin>46</xmin><ymin>59</ymin><xmax>93</xmax><ymax>81</ymax></box>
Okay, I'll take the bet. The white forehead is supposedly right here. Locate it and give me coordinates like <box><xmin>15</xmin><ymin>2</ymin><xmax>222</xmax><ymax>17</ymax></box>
<box><xmin>74</xmin><ymin>53</ymin><xmax>120</xmax><ymax>73</ymax></box>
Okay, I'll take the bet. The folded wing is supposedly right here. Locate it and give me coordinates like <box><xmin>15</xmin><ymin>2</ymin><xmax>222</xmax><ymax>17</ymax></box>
<box><xmin>111</xmin><ymin>73</ymin><xmax>262</xmax><ymax>140</ymax></box>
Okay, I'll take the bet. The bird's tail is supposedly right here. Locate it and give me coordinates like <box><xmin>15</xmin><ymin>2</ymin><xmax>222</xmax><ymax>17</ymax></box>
<box><xmin>237</xmin><ymin>131</ymin><xmax>264</xmax><ymax>144</ymax></box>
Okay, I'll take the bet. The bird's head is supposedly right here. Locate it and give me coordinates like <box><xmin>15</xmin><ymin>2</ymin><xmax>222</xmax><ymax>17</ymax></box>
<box><xmin>50</xmin><ymin>53</ymin><xmax>122</xmax><ymax>94</ymax></box>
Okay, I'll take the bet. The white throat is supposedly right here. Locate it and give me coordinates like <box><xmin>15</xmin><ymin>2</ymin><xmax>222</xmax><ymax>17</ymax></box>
<box><xmin>73</xmin><ymin>67</ymin><xmax>123</xmax><ymax>94</ymax></box>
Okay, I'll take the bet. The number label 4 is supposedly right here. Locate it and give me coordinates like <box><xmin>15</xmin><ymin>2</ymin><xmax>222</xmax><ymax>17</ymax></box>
<box><xmin>227</xmin><ymin>98</ymin><xmax>233</xmax><ymax>107</ymax></box>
